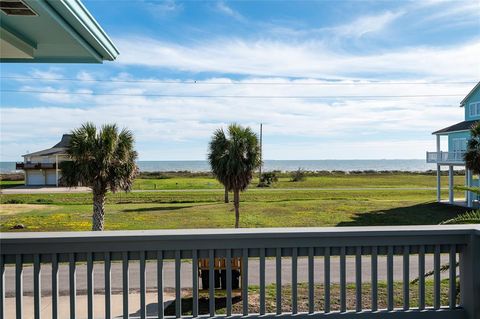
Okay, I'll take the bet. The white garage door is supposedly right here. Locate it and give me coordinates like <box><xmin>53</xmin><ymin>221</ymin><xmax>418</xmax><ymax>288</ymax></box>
<box><xmin>46</xmin><ymin>170</ymin><xmax>57</xmax><ymax>185</ymax></box>
<box><xmin>27</xmin><ymin>171</ymin><xmax>45</xmax><ymax>185</ymax></box>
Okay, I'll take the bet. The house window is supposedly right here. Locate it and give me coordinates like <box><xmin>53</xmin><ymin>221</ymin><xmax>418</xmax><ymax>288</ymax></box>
<box><xmin>469</xmin><ymin>102</ymin><xmax>480</xmax><ymax>117</ymax></box>
<box><xmin>452</xmin><ymin>138</ymin><xmax>467</xmax><ymax>151</ymax></box>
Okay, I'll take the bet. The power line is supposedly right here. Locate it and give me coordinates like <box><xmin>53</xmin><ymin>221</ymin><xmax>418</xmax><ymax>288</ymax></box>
<box><xmin>0</xmin><ymin>89</ymin><xmax>465</xmax><ymax>99</ymax></box>
<box><xmin>0</xmin><ymin>76</ymin><xmax>476</xmax><ymax>86</ymax></box>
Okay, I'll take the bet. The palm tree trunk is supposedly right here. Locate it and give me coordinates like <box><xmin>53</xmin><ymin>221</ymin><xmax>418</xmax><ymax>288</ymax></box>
<box><xmin>224</xmin><ymin>186</ymin><xmax>229</xmax><ymax>203</ymax></box>
<box><xmin>233</xmin><ymin>189</ymin><xmax>240</xmax><ymax>228</ymax></box>
<box><xmin>92</xmin><ymin>191</ymin><xmax>106</xmax><ymax>231</ymax></box>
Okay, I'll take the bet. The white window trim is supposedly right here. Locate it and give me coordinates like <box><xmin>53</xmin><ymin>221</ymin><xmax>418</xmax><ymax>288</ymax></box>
<box><xmin>469</xmin><ymin>101</ymin><xmax>480</xmax><ymax>117</ymax></box>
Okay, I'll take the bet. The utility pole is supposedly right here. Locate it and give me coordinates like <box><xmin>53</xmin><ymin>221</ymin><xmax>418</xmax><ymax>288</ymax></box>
<box><xmin>259</xmin><ymin>123</ymin><xmax>263</xmax><ymax>179</ymax></box>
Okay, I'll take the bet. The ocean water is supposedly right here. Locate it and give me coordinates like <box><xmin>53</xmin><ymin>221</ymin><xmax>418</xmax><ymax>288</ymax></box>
<box><xmin>1</xmin><ymin>159</ymin><xmax>437</xmax><ymax>174</ymax></box>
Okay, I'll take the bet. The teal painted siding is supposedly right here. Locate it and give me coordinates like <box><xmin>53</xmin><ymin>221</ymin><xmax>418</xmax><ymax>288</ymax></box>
<box><xmin>464</xmin><ymin>85</ymin><xmax>480</xmax><ymax>121</ymax></box>
<box><xmin>447</xmin><ymin>131</ymin><xmax>471</xmax><ymax>152</ymax></box>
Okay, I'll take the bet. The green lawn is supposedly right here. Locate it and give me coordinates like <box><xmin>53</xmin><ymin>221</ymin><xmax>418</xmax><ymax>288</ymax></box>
<box><xmin>0</xmin><ymin>173</ymin><xmax>466</xmax><ymax>190</ymax></box>
<box><xmin>0</xmin><ymin>187</ymin><xmax>469</xmax><ymax>232</ymax></box>
<box><xmin>0</xmin><ymin>180</ymin><xmax>23</xmax><ymax>189</ymax></box>
<box><xmin>132</xmin><ymin>174</ymin><xmax>465</xmax><ymax>190</ymax></box>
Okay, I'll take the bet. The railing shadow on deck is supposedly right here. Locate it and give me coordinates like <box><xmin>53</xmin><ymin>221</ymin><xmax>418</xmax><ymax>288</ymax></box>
<box><xmin>129</xmin><ymin>296</ymin><xmax>243</xmax><ymax>318</ymax></box>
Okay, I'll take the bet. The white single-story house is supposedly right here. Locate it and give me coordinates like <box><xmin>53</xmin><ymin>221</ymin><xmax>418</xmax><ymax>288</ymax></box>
<box><xmin>16</xmin><ymin>134</ymin><xmax>71</xmax><ymax>186</ymax></box>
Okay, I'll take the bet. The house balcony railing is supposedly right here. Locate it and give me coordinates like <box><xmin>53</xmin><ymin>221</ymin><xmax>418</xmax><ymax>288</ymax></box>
<box><xmin>426</xmin><ymin>151</ymin><xmax>466</xmax><ymax>164</ymax></box>
<box><xmin>1</xmin><ymin>226</ymin><xmax>479</xmax><ymax>319</ymax></box>
<box><xmin>15</xmin><ymin>162</ymin><xmax>58</xmax><ymax>170</ymax></box>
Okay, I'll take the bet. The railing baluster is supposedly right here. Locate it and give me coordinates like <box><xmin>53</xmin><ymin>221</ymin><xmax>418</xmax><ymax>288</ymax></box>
<box><xmin>140</xmin><ymin>251</ymin><xmax>146</xmax><ymax>319</ymax></box>
<box><xmin>15</xmin><ymin>254</ymin><xmax>22</xmax><ymax>319</ymax></box>
<box><xmin>52</xmin><ymin>253</ymin><xmax>59</xmax><ymax>319</ymax></box>
<box><xmin>434</xmin><ymin>245</ymin><xmax>441</xmax><ymax>309</ymax></box>
<box><xmin>387</xmin><ymin>246</ymin><xmax>394</xmax><ymax>311</ymax></box>
<box><xmin>292</xmin><ymin>247</ymin><xmax>298</xmax><ymax>314</ymax></box>
<box><xmin>175</xmin><ymin>250</ymin><xmax>181</xmax><ymax>318</ymax></box>
<box><xmin>87</xmin><ymin>252</ymin><xmax>94</xmax><ymax>319</ymax></box>
<box><xmin>340</xmin><ymin>247</ymin><xmax>346</xmax><ymax>313</ymax></box>
<box><xmin>308</xmin><ymin>247</ymin><xmax>314</xmax><ymax>314</ymax></box>
<box><xmin>157</xmin><ymin>251</ymin><xmax>164</xmax><ymax>319</ymax></box>
<box><xmin>192</xmin><ymin>250</ymin><xmax>199</xmax><ymax>318</ymax></box>
<box><xmin>403</xmin><ymin>246</ymin><xmax>410</xmax><ymax>310</ymax></box>
<box><xmin>226</xmin><ymin>249</ymin><xmax>232</xmax><ymax>317</ymax></box>
<box><xmin>371</xmin><ymin>246</ymin><xmax>378</xmax><ymax>312</ymax></box>
<box><xmin>242</xmin><ymin>248</ymin><xmax>249</xmax><ymax>316</ymax></box>
<box><xmin>276</xmin><ymin>248</ymin><xmax>282</xmax><ymax>315</ymax></box>
<box><xmin>0</xmin><ymin>254</ymin><xmax>4</xmax><ymax>319</ymax></box>
<box><xmin>419</xmin><ymin>245</ymin><xmax>425</xmax><ymax>310</ymax></box>
<box><xmin>33</xmin><ymin>254</ymin><xmax>41</xmax><ymax>319</ymax></box>
<box><xmin>208</xmin><ymin>250</ymin><xmax>215</xmax><ymax>317</ymax></box>
<box><xmin>122</xmin><ymin>252</ymin><xmax>129</xmax><ymax>319</ymax></box>
<box><xmin>104</xmin><ymin>252</ymin><xmax>111</xmax><ymax>319</ymax></box>
<box><xmin>449</xmin><ymin>245</ymin><xmax>457</xmax><ymax>309</ymax></box>
<box><xmin>69</xmin><ymin>253</ymin><xmax>76</xmax><ymax>319</ymax></box>
<box><xmin>324</xmin><ymin>247</ymin><xmax>330</xmax><ymax>313</ymax></box>
<box><xmin>355</xmin><ymin>247</ymin><xmax>362</xmax><ymax>312</ymax></box>
<box><xmin>259</xmin><ymin>248</ymin><xmax>266</xmax><ymax>316</ymax></box>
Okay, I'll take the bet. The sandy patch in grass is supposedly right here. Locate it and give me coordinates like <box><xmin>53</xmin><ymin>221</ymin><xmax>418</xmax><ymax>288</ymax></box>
<box><xmin>0</xmin><ymin>204</ymin><xmax>57</xmax><ymax>215</ymax></box>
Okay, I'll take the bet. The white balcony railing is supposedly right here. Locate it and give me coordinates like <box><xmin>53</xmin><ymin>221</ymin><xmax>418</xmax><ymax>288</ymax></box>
<box><xmin>426</xmin><ymin>151</ymin><xmax>466</xmax><ymax>164</ymax></box>
<box><xmin>1</xmin><ymin>226</ymin><xmax>479</xmax><ymax>319</ymax></box>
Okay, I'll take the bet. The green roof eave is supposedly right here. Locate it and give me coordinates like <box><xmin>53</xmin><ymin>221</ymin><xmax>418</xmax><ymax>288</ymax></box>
<box><xmin>0</xmin><ymin>0</ymin><xmax>118</xmax><ymax>63</ymax></box>
<box><xmin>48</xmin><ymin>0</ymin><xmax>119</xmax><ymax>61</ymax></box>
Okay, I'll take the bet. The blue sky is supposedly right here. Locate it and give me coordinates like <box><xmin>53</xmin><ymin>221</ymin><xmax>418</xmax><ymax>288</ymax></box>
<box><xmin>1</xmin><ymin>0</ymin><xmax>479</xmax><ymax>161</ymax></box>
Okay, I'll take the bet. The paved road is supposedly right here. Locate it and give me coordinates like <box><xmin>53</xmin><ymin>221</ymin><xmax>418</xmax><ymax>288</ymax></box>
<box><xmin>4</xmin><ymin>255</ymin><xmax>451</xmax><ymax>296</ymax></box>
<box><xmin>1</xmin><ymin>186</ymin><xmax>441</xmax><ymax>195</ymax></box>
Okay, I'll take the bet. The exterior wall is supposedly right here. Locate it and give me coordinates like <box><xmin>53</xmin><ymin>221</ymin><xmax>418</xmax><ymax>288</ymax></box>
<box><xmin>26</xmin><ymin>170</ymin><xmax>45</xmax><ymax>185</ymax></box>
<box><xmin>447</xmin><ymin>131</ymin><xmax>471</xmax><ymax>152</ymax></box>
<box><xmin>464</xmin><ymin>85</ymin><xmax>480</xmax><ymax>121</ymax></box>
<box><xmin>25</xmin><ymin>169</ymin><xmax>60</xmax><ymax>186</ymax></box>
<box><xmin>24</xmin><ymin>154</ymin><xmax>68</xmax><ymax>163</ymax></box>
<box><xmin>22</xmin><ymin>154</ymin><xmax>67</xmax><ymax>186</ymax></box>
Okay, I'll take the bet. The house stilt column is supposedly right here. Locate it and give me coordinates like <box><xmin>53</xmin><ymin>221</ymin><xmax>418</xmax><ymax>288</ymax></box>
<box><xmin>448</xmin><ymin>165</ymin><xmax>454</xmax><ymax>204</ymax></box>
<box><xmin>55</xmin><ymin>155</ymin><xmax>59</xmax><ymax>187</ymax></box>
<box><xmin>436</xmin><ymin>135</ymin><xmax>441</xmax><ymax>202</ymax></box>
<box><xmin>467</xmin><ymin>169</ymin><xmax>473</xmax><ymax>207</ymax></box>
<box><xmin>436</xmin><ymin>164</ymin><xmax>441</xmax><ymax>202</ymax></box>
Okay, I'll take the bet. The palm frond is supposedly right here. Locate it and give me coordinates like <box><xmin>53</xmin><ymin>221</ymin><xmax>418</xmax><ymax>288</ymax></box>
<box><xmin>60</xmin><ymin>122</ymin><xmax>138</xmax><ymax>192</ymax></box>
<box><xmin>464</xmin><ymin>122</ymin><xmax>480</xmax><ymax>175</ymax></box>
<box><xmin>441</xmin><ymin>210</ymin><xmax>480</xmax><ymax>225</ymax></box>
<box><xmin>411</xmin><ymin>262</ymin><xmax>458</xmax><ymax>284</ymax></box>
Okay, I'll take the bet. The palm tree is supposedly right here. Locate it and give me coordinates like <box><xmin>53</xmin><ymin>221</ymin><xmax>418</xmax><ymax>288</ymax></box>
<box><xmin>208</xmin><ymin>124</ymin><xmax>261</xmax><ymax>228</ymax></box>
<box><xmin>60</xmin><ymin>122</ymin><xmax>138</xmax><ymax>231</ymax></box>
<box><xmin>464</xmin><ymin>122</ymin><xmax>480</xmax><ymax>175</ymax></box>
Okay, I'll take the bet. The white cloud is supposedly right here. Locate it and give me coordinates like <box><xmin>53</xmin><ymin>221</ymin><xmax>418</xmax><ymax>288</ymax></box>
<box><xmin>215</xmin><ymin>1</ymin><xmax>245</xmax><ymax>22</ymax></box>
<box><xmin>76</xmin><ymin>71</ymin><xmax>95</xmax><ymax>82</ymax></box>
<box><xmin>1</xmin><ymin>75</ymin><xmax>472</xmax><ymax>161</ymax></box>
<box><xmin>330</xmin><ymin>11</ymin><xmax>404</xmax><ymax>37</ymax></box>
<box><xmin>142</xmin><ymin>0</ymin><xmax>182</xmax><ymax>17</ymax></box>
<box><xmin>115</xmin><ymin>37</ymin><xmax>480</xmax><ymax>80</ymax></box>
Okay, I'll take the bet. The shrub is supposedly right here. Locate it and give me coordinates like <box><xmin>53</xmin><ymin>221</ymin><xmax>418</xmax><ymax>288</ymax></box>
<box><xmin>35</xmin><ymin>198</ymin><xmax>53</xmax><ymax>204</ymax></box>
<box><xmin>258</xmin><ymin>172</ymin><xmax>278</xmax><ymax>187</ymax></box>
<box><xmin>4</xmin><ymin>199</ymin><xmax>24</xmax><ymax>204</ymax></box>
<box><xmin>290</xmin><ymin>168</ymin><xmax>306</xmax><ymax>182</ymax></box>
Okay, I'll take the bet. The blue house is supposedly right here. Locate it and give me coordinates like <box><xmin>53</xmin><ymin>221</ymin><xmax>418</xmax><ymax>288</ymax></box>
<box><xmin>427</xmin><ymin>82</ymin><xmax>480</xmax><ymax>208</ymax></box>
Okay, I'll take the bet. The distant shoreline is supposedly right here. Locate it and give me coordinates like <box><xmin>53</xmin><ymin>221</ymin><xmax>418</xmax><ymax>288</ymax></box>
<box><xmin>1</xmin><ymin>159</ymin><xmax>443</xmax><ymax>174</ymax></box>
<box><xmin>1</xmin><ymin>169</ymin><xmax>466</xmax><ymax>182</ymax></box>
